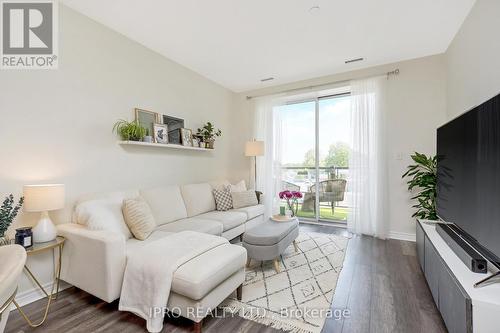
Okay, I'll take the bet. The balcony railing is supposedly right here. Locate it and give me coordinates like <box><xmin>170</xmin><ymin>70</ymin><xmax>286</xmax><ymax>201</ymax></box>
<box><xmin>281</xmin><ymin>166</ymin><xmax>350</xmax><ymax>222</ymax></box>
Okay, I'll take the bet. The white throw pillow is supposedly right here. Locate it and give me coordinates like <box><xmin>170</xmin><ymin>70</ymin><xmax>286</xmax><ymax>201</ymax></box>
<box><xmin>209</xmin><ymin>180</ymin><xmax>231</xmax><ymax>191</ymax></box>
<box><xmin>122</xmin><ymin>198</ymin><xmax>156</xmax><ymax>240</ymax></box>
<box><xmin>74</xmin><ymin>198</ymin><xmax>132</xmax><ymax>239</ymax></box>
<box><xmin>231</xmin><ymin>190</ymin><xmax>258</xmax><ymax>209</ymax></box>
<box><xmin>229</xmin><ymin>180</ymin><xmax>247</xmax><ymax>192</ymax></box>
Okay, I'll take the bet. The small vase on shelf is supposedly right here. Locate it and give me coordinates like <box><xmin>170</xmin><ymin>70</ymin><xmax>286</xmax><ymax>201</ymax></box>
<box><xmin>205</xmin><ymin>139</ymin><xmax>215</xmax><ymax>149</ymax></box>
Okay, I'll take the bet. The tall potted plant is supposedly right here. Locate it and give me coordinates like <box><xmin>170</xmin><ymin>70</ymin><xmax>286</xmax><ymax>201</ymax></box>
<box><xmin>196</xmin><ymin>122</ymin><xmax>222</xmax><ymax>149</ymax></box>
<box><xmin>0</xmin><ymin>194</ymin><xmax>24</xmax><ymax>245</ymax></box>
<box><xmin>402</xmin><ymin>152</ymin><xmax>438</xmax><ymax>220</ymax></box>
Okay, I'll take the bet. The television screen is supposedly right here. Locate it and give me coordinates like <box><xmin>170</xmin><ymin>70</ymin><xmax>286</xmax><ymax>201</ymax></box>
<box><xmin>437</xmin><ymin>93</ymin><xmax>500</xmax><ymax>266</ymax></box>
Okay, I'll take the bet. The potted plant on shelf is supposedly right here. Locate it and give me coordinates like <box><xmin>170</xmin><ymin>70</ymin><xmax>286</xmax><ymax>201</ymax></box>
<box><xmin>113</xmin><ymin>119</ymin><xmax>147</xmax><ymax>142</ymax></box>
<box><xmin>196</xmin><ymin>122</ymin><xmax>222</xmax><ymax>149</ymax></box>
<box><xmin>143</xmin><ymin>128</ymin><xmax>153</xmax><ymax>143</ymax></box>
<box><xmin>402</xmin><ymin>152</ymin><xmax>438</xmax><ymax>220</ymax></box>
<box><xmin>0</xmin><ymin>194</ymin><xmax>24</xmax><ymax>246</ymax></box>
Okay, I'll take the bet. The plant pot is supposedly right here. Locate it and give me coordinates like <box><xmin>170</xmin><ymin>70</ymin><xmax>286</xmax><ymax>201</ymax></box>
<box><xmin>143</xmin><ymin>136</ymin><xmax>153</xmax><ymax>143</ymax></box>
<box><xmin>0</xmin><ymin>235</ymin><xmax>10</xmax><ymax>246</ymax></box>
<box><xmin>205</xmin><ymin>139</ymin><xmax>215</xmax><ymax>149</ymax></box>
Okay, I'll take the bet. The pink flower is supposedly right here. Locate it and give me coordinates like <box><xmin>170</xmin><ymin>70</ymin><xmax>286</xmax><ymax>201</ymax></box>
<box><xmin>284</xmin><ymin>191</ymin><xmax>293</xmax><ymax>199</ymax></box>
<box><xmin>279</xmin><ymin>190</ymin><xmax>291</xmax><ymax>199</ymax></box>
<box><xmin>291</xmin><ymin>191</ymin><xmax>303</xmax><ymax>199</ymax></box>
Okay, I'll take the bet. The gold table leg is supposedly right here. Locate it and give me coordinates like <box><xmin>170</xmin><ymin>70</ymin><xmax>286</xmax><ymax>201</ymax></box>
<box><xmin>273</xmin><ymin>258</ymin><xmax>281</xmax><ymax>273</ymax></box>
<box><xmin>13</xmin><ymin>243</ymin><xmax>63</xmax><ymax>327</ymax></box>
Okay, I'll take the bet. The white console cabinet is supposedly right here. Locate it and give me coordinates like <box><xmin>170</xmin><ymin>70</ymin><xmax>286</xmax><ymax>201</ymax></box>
<box><xmin>417</xmin><ymin>220</ymin><xmax>500</xmax><ymax>333</ymax></box>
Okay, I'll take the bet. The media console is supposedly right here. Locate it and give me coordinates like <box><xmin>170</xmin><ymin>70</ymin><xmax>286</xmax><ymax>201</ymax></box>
<box><xmin>417</xmin><ymin>220</ymin><xmax>500</xmax><ymax>333</ymax></box>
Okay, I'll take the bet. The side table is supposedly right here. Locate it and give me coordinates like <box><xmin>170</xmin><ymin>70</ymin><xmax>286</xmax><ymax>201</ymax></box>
<box><xmin>12</xmin><ymin>236</ymin><xmax>65</xmax><ymax>327</ymax></box>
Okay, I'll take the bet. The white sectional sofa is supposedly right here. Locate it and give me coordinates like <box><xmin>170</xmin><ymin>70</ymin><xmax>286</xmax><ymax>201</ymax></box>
<box><xmin>56</xmin><ymin>180</ymin><xmax>264</xmax><ymax>331</ymax></box>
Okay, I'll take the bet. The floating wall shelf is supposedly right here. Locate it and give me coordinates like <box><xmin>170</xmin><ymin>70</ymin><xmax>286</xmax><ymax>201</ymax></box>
<box><xmin>118</xmin><ymin>141</ymin><xmax>213</xmax><ymax>152</ymax></box>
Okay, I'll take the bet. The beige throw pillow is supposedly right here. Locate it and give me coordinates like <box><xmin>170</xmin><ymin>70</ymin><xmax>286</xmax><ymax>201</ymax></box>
<box><xmin>229</xmin><ymin>180</ymin><xmax>247</xmax><ymax>192</ymax></box>
<box><xmin>122</xmin><ymin>198</ymin><xmax>156</xmax><ymax>240</ymax></box>
<box><xmin>231</xmin><ymin>190</ymin><xmax>258</xmax><ymax>209</ymax></box>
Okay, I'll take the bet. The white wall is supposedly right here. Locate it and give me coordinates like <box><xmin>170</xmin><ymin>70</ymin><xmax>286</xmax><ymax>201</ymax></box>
<box><xmin>0</xmin><ymin>5</ymin><xmax>235</xmax><ymax>297</ymax></box>
<box><xmin>446</xmin><ymin>0</ymin><xmax>500</xmax><ymax>119</ymax></box>
<box><xmin>230</xmin><ymin>55</ymin><xmax>447</xmax><ymax>239</ymax></box>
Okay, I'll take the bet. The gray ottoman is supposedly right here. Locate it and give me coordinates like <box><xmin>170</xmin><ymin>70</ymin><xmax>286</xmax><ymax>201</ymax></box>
<box><xmin>242</xmin><ymin>218</ymin><xmax>299</xmax><ymax>272</ymax></box>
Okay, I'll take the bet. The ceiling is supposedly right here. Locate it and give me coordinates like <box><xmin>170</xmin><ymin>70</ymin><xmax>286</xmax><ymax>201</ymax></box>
<box><xmin>61</xmin><ymin>0</ymin><xmax>475</xmax><ymax>92</ymax></box>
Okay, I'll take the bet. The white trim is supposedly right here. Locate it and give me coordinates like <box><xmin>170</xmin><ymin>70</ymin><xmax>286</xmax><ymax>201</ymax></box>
<box><xmin>10</xmin><ymin>281</ymin><xmax>72</xmax><ymax>310</ymax></box>
<box><xmin>314</xmin><ymin>96</ymin><xmax>320</xmax><ymax>220</ymax></box>
<box><xmin>389</xmin><ymin>231</ymin><xmax>416</xmax><ymax>242</ymax></box>
<box><xmin>299</xmin><ymin>219</ymin><xmax>347</xmax><ymax>229</ymax></box>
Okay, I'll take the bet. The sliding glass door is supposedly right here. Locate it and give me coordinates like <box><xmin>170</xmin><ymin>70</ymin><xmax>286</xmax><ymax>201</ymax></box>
<box><xmin>276</xmin><ymin>93</ymin><xmax>351</xmax><ymax>223</ymax></box>
<box><xmin>317</xmin><ymin>95</ymin><xmax>351</xmax><ymax>222</ymax></box>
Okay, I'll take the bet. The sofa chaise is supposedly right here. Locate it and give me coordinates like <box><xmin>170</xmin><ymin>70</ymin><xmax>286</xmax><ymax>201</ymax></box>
<box><xmin>56</xmin><ymin>180</ymin><xmax>264</xmax><ymax>332</ymax></box>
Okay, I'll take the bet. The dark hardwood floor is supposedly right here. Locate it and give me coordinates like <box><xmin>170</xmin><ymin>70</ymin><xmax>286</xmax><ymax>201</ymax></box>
<box><xmin>6</xmin><ymin>223</ymin><xmax>446</xmax><ymax>333</ymax></box>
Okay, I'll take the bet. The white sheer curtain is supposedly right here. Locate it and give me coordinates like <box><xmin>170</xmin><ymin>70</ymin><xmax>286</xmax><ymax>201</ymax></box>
<box><xmin>348</xmin><ymin>77</ymin><xmax>389</xmax><ymax>239</ymax></box>
<box><xmin>254</xmin><ymin>97</ymin><xmax>283</xmax><ymax>219</ymax></box>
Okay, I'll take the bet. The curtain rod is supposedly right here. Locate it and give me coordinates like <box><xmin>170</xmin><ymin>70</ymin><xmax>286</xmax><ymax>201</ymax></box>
<box><xmin>246</xmin><ymin>68</ymin><xmax>400</xmax><ymax>100</ymax></box>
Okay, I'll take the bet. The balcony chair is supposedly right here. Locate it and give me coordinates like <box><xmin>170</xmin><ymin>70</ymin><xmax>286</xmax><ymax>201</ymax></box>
<box><xmin>309</xmin><ymin>179</ymin><xmax>347</xmax><ymax>214</ymax></box>
<box><xmin>281</xmin><ymin>181</ymin><xmax>300</xmax><ymax>192</ymax></box>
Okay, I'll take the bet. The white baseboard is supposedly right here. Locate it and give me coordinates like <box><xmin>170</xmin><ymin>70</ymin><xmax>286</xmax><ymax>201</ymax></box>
<box><xmin>389</xmin><ymin>231</ymin><xmax>416</xmax><ymax>242</ymax></box>
<box><xmin>11</xmin><ymin>281</ymin><xmax>72</xmax><ymax>309</ymax></box>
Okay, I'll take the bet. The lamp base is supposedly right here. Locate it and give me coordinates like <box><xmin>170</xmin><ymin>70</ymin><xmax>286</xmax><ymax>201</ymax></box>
<box><xmin>33</xmin><ymin>211</ymin><xmax>57</xmax><ymax>243</ymax></box>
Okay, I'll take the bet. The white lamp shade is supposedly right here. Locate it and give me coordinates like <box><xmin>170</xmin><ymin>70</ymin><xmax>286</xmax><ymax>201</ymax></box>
<box><xmin>23</xmin><ymin>184</ymin><xmax>65</xmax><ymax>212</ymax></box>
<box><xmin>245</xmin><ymin>141</ymin><xmax>265</xmax><ymax>157</ymax></box>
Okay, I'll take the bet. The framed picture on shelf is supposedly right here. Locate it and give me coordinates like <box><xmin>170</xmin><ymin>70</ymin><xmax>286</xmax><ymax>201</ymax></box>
<box><xmin>153</xmin><ymin>123</ymin><xmax>168</xmax><ymax>144</ymax></box>
<box><xmin>192</xmin><ymin>135</ymin><xmax>203</xmax><ymax>148</ymax></box>
<box><xmin>180</xmin><ymin>128</ymin><xmax>193</xmax><ymax>146</ymax></box>
<box><xmin>168</xmin><ymin>128</ymin><xmax>181</xmax><ymax>145</ymax></box>
<box><xmin>135</xmin><ymin>108</ymin><xmax>160</xmax><ymax>137</ymax></box>
<box><xmin>163</xmin><ymin>115</ymin><xmax>184</xmax><ymax>132</ymax></box>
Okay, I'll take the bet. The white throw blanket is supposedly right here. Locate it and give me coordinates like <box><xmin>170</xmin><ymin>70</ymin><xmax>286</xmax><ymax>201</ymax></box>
<box><xmin>118</xmin><ymin>231</ymin><xmax>229</xmax><ymax>332</ymax></box>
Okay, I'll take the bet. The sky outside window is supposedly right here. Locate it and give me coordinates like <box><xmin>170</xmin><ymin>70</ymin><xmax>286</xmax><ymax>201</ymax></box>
<box><xmin>276</xmin><ymin>96</ymin><xmax>351</xmax><ymax>166</ymax></box>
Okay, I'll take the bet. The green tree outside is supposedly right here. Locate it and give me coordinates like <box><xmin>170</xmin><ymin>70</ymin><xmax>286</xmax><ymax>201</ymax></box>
<box><xmin>323</xmin><ymin>142</ymin><xmax>350</xmax><ymax>167</ymax></box>
<box><xmin>302</xmin><ymin>149</ymin><xmax>316</xmax><ymax>167</ymax></box>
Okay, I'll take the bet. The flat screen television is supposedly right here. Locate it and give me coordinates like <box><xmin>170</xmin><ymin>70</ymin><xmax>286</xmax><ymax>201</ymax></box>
<box><xmin>437</xmin><ymin>92</ymin><xmax>500</xmax><ymax>268</ymax></box>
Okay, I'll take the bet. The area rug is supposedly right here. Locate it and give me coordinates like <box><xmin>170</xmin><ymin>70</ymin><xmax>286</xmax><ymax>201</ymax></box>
<box><xmin>220</xmin><ymin>231</ymin><xmax>349</xmax><ymax>333</ymax></box>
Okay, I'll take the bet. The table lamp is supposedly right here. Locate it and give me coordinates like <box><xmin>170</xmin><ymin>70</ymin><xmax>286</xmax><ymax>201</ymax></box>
<box><xmin>245</xmin><ymin>140</ymin><xmax>265</xmax><ymax>187</ymax></box>
<box><xmin>23</xmin><ymin>184</ymin><xmax>65</xmax><ymax>243</ymax></box>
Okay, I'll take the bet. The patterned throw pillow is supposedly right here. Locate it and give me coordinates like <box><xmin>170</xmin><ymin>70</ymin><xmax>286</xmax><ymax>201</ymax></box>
<box><xmin>213</xmin><ymin>187</ymin><xmax>233</xmax><ymax>211</ymax></box>
<box><xmin>231</xmin><ymin>190</ymin><xmax>258</xmax><ymax>209</ymax></box>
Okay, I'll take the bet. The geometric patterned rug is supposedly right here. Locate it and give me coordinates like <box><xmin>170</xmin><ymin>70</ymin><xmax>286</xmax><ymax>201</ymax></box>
<box><xmin>220</xmin><ymin>231</ymin><xmax>349</xmax><ymax>333</ymax></box>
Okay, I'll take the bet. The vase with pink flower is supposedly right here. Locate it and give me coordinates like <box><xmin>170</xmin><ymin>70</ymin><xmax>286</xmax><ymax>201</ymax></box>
<box><xmin>278</xmin><ymin>190</ymin><xmax>303</xmax><ymax>217</ymax></box>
